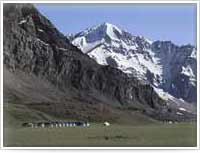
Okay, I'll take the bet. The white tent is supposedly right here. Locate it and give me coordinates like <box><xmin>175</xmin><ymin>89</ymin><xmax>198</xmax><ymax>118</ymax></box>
<box><xmin>103</xmin><ymin>121</ymin><xmax>110</xmax><ymax>126</ymax></box>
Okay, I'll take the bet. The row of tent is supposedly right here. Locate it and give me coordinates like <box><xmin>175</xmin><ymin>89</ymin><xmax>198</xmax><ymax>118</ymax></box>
<box><xmin>22</xmin><ymin>121</ymin><xmax>90</xmax><ymax>128</ymax></box>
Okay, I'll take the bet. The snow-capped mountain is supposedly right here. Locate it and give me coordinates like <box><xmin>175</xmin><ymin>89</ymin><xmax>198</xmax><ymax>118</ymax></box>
<box><xmin>71</xmin><ymin>22</ymin><xmax>197</xmax><ymax>104</ymax></box>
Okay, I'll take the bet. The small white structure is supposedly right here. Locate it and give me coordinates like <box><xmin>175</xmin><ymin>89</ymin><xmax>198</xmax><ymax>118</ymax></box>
<box><xmin>30</xmin><ymin>123</ymin><xmax>34</xmax><ymax>128</ymax></box>
<box><xmin>59</xmin><ymin>123</ymin><xmax>62</xmax><ymax>127</ymax></box>
<box><xmin>103</xmin><ymin>121</ymin><xmax>110</xmax><ymax>126</ymax></box>
<box><xmin>41</xmin><ymin>123</ymin><xmax>45</xmax><ymax>128</ymax></box>
<box><xmin>34</xmin><ymin>123</ymin><xmax>38</xmax><ymax>128</ymax></box>
<box><xmin>169</xmin><ymin>121</ymin><xmax>173</xmax><ymax>124</ymax></box>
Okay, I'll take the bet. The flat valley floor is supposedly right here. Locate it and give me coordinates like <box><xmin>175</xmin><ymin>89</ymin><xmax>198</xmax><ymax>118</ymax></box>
<box><xmin>3</xmin><ymin>103</ymin><xmax>197</xmax><ymax>147</ymax></box>
<box><xmin>4</xmin><ymin>122</ymin><xmax>197</xmax><ymax>147</ymax></box>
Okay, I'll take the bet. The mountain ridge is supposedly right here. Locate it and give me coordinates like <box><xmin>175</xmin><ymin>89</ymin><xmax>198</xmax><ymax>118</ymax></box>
<box><xmin>71</xmin><ymin>22</ymin><xmax>197</xmax><ymax>104</ymax></box>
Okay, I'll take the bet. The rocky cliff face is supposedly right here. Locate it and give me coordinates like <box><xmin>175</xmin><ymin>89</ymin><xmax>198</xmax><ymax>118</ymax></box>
<box><xmin>151</xmin><ymin>41</ymin><xmax>197</xmax><ymax>103</ymax></box>
<box><xmin>3</xmin><ymin>4</ymin><xmax>195</xmax><ymax>121</ymax></box>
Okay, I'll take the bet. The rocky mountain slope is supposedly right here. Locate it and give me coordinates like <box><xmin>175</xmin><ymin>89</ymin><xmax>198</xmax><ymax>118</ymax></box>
<box><xmin>72</xmin><ymin>22</ymin><xmax>197</xmax><ymax>104</ymax></box>
<box><xmin>3</xmin><ymin>4</ymin><xmax>196</xmax><ymax>122</ymax></box>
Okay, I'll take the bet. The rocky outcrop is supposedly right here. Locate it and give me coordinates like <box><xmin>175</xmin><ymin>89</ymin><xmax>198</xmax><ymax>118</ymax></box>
<box><xmin>151</xmin><ymin>41</ymin><xmax>197</xmax><ymax>103</ymax></box>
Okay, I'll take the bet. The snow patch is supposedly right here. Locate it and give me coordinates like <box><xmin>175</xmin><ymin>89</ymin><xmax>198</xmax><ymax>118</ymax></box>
<box><xmin>36</xmin><ymin>38</ymin><xmax>49</xmax><ymax>46</ymax></box>
<box><xmin>179</xmin><ymin>107</ymin><xmax>186</xmax><ymax>111</ymax></box>
<box><xmin>18</xmin><ymin>19</ymin><xmax>27</xmax><ymax>25</ymax></box>
<box><xmin>181</xmin><ymin>66</ymin><xmax>195</xmax><ymax>77</ymax></box>
<box><xmin>38</xmin><ymin>29</ymin><xmax>44</xmax><ymax>32</ymax></box>
<box><xmin>105</xmin><ymin>23</ymin><xmax>122</xmax><ymax>41</ymax></box>
<box><xmin>58</xmin><ymin>48</ymin><xmax>68</xmax><ymax>51</ymax></box>
<box><xmin>153</xmin><ymin>87</ymin><xmax>171</xmax><ymax>101</ymax></box>
<box><xmin>172</xmin><ymin>83</ymin><xmax>175</xmax><ymax>89</ymax></box>
<box><xmin>190</xmin><ymin>49</ymin><xmax>196</xmax><ymax>59</ymax></box>
<box><xmin>176</xmin><ymin>112</ymin><xmax>183</xmax><ymax>115</ymax></box>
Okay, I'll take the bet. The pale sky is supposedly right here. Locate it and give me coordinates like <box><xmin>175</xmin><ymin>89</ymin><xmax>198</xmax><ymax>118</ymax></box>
<box><xmin>36</xmin><ymin>3</ymin><xmax>197</xmax><ymax>46</ymax></box>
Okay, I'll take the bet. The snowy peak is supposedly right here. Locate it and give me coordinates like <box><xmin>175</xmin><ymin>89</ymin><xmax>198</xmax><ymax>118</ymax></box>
<box><xmin>72</xmin><ymin>22</ymin><xmax>159</xmax><ymax>78</ymax></box>
<box><xmin>71</xmin><ymin>22</ymin><xmax>197</xmax><ymax>104</ymax></box>
<box><xmin>103</xmin><ymin>22</ymin><xmax>122</xmax><ymax>41</ymax></box>
<box><xmin>72</xmin><ymin>22</ymin><xmax>152</xmax><ymax>54</ymax></box>
<box><xmin>77</xmin><ymin>22</ymin><xmax>122</xmax><ymax>42</ymax></box>
<box><xmin>72</xmin><ymin>22</ymin><xmax>122</xmax><ymax>53</ymax></box>
<box><xmin>72</xmin><ymin>22</ymin><xmax>123</xmax><ymax>52</ymax></box>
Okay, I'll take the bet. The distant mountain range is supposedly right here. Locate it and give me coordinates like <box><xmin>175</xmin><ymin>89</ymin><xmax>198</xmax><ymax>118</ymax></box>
<box><xmin>3</xmin><ymin>4</ymin><xmax>196</xmax><ymax>123</ymax></box>
<box><xmin>70</xmin><ymin>22</ymin><xmax>197</xmax><ymax>104</ymax></box>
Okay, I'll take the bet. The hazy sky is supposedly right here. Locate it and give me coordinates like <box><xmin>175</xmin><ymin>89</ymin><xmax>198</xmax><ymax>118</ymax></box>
<box><xmin>36</xmin><ymin>3</ymin><xmax>197</xmax><ymax>46</ymax></box>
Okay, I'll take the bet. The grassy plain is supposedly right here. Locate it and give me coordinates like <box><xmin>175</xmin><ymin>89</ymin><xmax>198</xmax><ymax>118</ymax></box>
<box><xmin>3</xmin><ymin>103</ymin><xmax>197</xmax><ymax>147</ymax></box>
